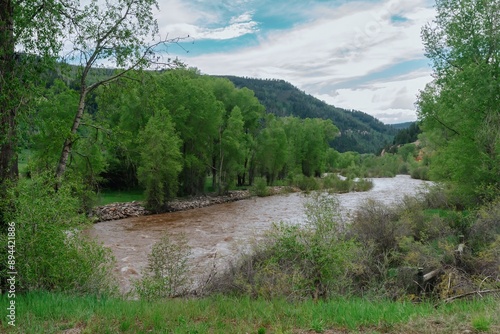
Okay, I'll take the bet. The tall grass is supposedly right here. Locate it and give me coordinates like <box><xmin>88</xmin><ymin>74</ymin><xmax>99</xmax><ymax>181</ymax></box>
<box><xmin>2</xmin><ymin>292</ymin><xmax>498</xmax><ymax>333</ymax></box>
<box><xmin>96</xmin><ymin>189</ymin><xmax>145</xmax><ymax>205</ymax></box>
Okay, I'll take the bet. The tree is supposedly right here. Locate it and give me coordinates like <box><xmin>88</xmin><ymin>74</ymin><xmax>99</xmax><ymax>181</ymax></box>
<box><xmin>155</xmin><ymin>70</ymin><xmax>223</xmax><ymax>195</ymax></box>
<box><xmin>1</xmin><ymin>1</ymin><xmax>67</xmax><ymax>223</ymax></box>
<box><xmin>54</xmin><ymin>0</ymin><xmax>183</xmax><ymax>183</ymax></box>
<box><xmin>255</xmin><ymin>116</ymin><xmax>288</xmax><ymax>185</ymax></box>
<box><xmin>301</xmin><ymin>118</ymin><xmax>339</xmax><ymax>177</ymax></box>
<box><xmin>218</xmin><ymin>107</ymin><xmax>245</xmax><ymax>193</ymax></box>
<box><xmin>417</xmin><ymin>0</ymin><xmax>500</xmax><ymax>204</ymax></box>
<box><xmin>137</xmin><ymin>109</ymin><xmax>182</xmax><ymax>212</ymax></box>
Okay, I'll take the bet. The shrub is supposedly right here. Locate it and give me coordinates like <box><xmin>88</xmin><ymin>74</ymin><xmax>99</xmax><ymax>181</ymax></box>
<box><xmin>418</xmin><ymin>184</ymin><xmax>452</xmax><ymax>210</ymax></box>
<box><xmin>349</xmin><ymin>199</ymin><xmax>408</xmax><ymax>256</ymax></box>
<box><xmin>468</xmin><ymin>197</ymin><xmax>500</xmax><ymax>252</ymax></box>
<box><xmin>351</xmin><ymin>178</ymin><xmax>373</xmax><ymax>192</ymax></box>
<box><xmin>411</xmin><ymin>166</ymin><xmax>429</xmax><ymax>180</ymax></box>
<box><xmin>1</xmin><ymin>172</ymin><xmax>117</xmax><ymax>295</ymax></box>
<box><xmin>290</xmin><ymin>174</ymin><xmax>321</xmax><ymax>192</ymax></box>
<box><xmin>250</xmin><ymin>177</ymin><xmax>270</xmax><ymax>197</ymax></box>
<box><xmin>208</xmin><ymin>193</ymin><xmax>360</xmax><ymax>300</ymax></box>
<box><xmin>134</xmin><ymin>233</ymin><xmax>192</xmax><ymax>300</ymax></box>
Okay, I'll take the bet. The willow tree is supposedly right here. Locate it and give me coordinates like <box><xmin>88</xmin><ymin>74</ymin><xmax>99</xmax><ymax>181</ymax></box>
<box><xmin>54</xmin><ymin>0</ymin><xmax>183</xmax><ymax>183</ymax></box>
<box><xmin>417</xmin><ymin>0</ymin><xmax>500</xmax><ymax>205</ymax></box>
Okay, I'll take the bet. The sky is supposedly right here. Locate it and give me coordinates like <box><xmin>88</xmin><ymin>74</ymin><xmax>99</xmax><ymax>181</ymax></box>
<box><xmin>155</xmin><ymin>0</ymin><xmax>437</xmax><ymax>124</ymax></box>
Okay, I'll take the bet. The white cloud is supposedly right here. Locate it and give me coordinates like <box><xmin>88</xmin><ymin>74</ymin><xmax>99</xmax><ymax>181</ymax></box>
<box><xmin>314</xmin><ymin>69</ymin><xmax>433</xmax><ymax>124</ymax></box>
<box><xmin>162</xmin><ymin>0</ymin><xmax>437</xmax><ymax>123</ymax></box>
<box><xmin>158</xmin><ymin>9</ymin><xmax>258</xmax><ymax>40</ymax></box>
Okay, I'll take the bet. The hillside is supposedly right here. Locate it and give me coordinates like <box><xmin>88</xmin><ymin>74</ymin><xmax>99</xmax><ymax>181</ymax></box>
<box><xmin>222</xmin><ymin>76</ymin><xmax>397</xmax><ymax>153</ymax></box>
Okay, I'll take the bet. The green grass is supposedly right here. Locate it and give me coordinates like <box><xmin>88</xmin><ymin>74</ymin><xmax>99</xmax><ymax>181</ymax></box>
<box><xmin>96</xmin><ymin>189</ymin><xmax>145</xmax><ymax>206</ymax></box>
<box><xmin>1</xmin><ymin>292</ymin><xmax>499</xmax><ymax>333</ymax></box>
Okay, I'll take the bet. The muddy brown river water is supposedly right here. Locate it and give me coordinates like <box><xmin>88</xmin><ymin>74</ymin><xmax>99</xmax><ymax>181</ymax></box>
<box><xmin>89</xmin><ymin>175</ymin><xmax>432</xmax><ymax>294</ymax></box>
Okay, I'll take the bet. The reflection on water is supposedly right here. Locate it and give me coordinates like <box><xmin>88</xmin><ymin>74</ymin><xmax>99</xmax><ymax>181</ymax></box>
<box><xmin>89</xmin><ymin>175</ymin><xmax>431</xmax><ymax>293</ymax></box>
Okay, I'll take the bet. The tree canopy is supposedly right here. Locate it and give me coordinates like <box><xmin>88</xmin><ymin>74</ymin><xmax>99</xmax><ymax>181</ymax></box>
<box><xmin>417</xmin><ymin>0</ymin><xmax>500</xmax><ymax>205</ymax></box>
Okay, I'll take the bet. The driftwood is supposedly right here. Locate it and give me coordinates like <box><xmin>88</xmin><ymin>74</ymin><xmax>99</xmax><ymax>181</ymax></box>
<box><xmin>434</xmin><ymin>289</ymin><xmax>500</xmax><ymax>308</ymax></box>
<box><xmin>424</xmin><ymin>268</ymin><xmax>442</xmax><ymax>282</ymax></box>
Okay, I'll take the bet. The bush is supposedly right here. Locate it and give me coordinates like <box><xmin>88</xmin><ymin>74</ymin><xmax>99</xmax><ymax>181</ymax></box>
<box><xmin>250</xmin><ymin>177</ymin><xmax>270</xmax><ymax>197</ymax></box>
<box><xmin>468</xmin><ymin>197</ymin><xmax>500</xmax><ymax>252</ymax></box>
<box><xmin>208</xmin><ymin>193</ymin><xmax>361</xmax><ymax>300</ymax></box>
<box><xmin>1</xmin><ymin>173</ymin><xmax>117</xmax><ymax>295</ymax></box>
<box><xmin>418</xmin><ymin>184</ymin><xmax>452</xmax><ymax>210</ymax></box>
<box><xmin>134</xmin><ymin>233</ymin><xmax>192</xmax><ymax>300</ymax></box>
<box><xmin>349</xmin><ymin>199</ymin><xmax>408</xmax><ymax>256</ymax></box>
<box><xmin>411</xmin><ymin>166</ymin><xmax>429</xmax><ymax>180</ymax></box>
<box><xmin>290</xmin><ymin>174</ymin><xmax>321</xmax><ymax>192</ymax></box>
<box><xmin>319</xmin><ymin>174</ymin><xmax>373</xmax><ymax>193</ymax></box>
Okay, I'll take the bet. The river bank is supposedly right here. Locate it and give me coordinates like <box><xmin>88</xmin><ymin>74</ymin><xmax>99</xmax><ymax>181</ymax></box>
<box><xmin>89</xmin><ymin>176</ymin><xmax>431</xmax><ymax>294</ymax></box>
<box><xmin>90</xmin><ymin>187</ymin><xmax>298</xmax><ymax>222</ymax></box>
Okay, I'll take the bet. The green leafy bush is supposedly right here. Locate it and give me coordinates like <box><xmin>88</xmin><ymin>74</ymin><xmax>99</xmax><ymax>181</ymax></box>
<box><xmin>210</xmin><ymin>193</ymin><xmax>361</xmax><ymax>300</ymax></box>
<box><xmin>134</xmin><ymin>233</ymin><xmax>192</xmax><ymax>300</ymax></box>
<box><xmin>1</xmin><ymin>173</ymin><xmax>116</xmax><ymax>295</ymax></box>
<box><xmin>250</xmin><ymin>177</ymin><xmax>270</xmax><ymax>197</ymax></box>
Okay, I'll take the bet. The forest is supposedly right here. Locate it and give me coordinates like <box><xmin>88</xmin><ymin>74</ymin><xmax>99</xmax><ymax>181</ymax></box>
<box><xmin>26</xmin><ymin>67</ymin><xmax>344</xmax><ymax>211</ymax></box>
<box><xmin>224</xmin><ymin>75</ymin><xmax>398</xmax><ymax>153</ymax></box>
<box><xmin>1</xmin><ymin>0</ymin><xmax>499</xmax><ymax>333</ymax></box>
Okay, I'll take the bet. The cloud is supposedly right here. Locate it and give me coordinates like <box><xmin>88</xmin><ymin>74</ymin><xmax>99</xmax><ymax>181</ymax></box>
<box><xmin>159</xmin><ymin>0</ymin><xmax>437</xmax><ymax>123</ymax></box>
<box><xmin>314</xmin><ymin>69</ymin><xmax>433</xmax><ymax>123</ymax></box>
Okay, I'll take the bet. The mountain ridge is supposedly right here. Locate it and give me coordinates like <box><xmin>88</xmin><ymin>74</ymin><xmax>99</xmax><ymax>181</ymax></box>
<box><xmin>221</xmin><ymin>76</ymin><xmax>397</xmax><ymax>153</ymax></box>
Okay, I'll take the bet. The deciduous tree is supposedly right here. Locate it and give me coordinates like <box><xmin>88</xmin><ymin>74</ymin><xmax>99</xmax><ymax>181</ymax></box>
<box><xmin>54</xmin><ymin>0</ymin><xmax>183</xmax><ymax>183</ymax></box>
<box><xmin>417</xmin><ymin>0</ymin><xmax>500</xmax><ymax>204</ymax></box>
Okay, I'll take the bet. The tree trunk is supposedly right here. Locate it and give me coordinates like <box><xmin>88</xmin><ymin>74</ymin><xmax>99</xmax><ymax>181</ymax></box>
<box><xmin>55</xmin><ymin>89</ymin><xmax>88</xmax><ymax>180</ymax></box>
<box><xmin>0</xmin><ymin>0</ymin><xmax>18</xmax><ymax>187</ymax></box>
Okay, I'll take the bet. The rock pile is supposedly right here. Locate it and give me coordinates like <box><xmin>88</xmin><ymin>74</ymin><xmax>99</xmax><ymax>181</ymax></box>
<box><xmin>167</xmin><ymin>190</ymin><xmax>251</xmax><ymax>212</ymax></box>
<box><xmin>91</xmin><ymin>190</ymin><xmax>252</xmax><ymax>222</ymax></box>
<box><xmin>91</xmin><ymin>201</ymin><xmax>150</xmax><ymax>222</ymax></box>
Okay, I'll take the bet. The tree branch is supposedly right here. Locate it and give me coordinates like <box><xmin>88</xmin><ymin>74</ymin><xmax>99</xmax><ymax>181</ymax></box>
<box><xmin>437</xmin><ymin>289</ymin><xmax>500</xmax><ymax>307</ymax></box>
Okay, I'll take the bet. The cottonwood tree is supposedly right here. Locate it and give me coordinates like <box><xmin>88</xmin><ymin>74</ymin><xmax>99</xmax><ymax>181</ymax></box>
<box><xmin>417</xmin><ymin>0</ymin><xmax>500</xmax><ymax>204</ymax></box>
<box><xmin>54</xmin><ymin>0</ymin><xmax>184</xmax><ymax>183</ymax></box>
<box><xmin>137</xmin><ymin>109</ymin><xmax>182</xmax><ymax>212</ymax></box>
<box><xmin>218</xmin><ymin>106</ymin><xmax>245</xmax><ymax>193</ymax></box>
<box><xmin>255</xmin><ymin>116</ymin><xmax>288</xmax><ymax>185</ymax></box>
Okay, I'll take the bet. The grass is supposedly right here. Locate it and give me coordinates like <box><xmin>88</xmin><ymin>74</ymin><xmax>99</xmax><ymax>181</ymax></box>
<box><xmin>1</xmin><ymin>292</ymin><xmax>499</xmax><ymax>333</ymax></box>
<box><xmin>96</xmin><ymin>189</ymin><xmax>145</xmax><ymax>206</ymax></box>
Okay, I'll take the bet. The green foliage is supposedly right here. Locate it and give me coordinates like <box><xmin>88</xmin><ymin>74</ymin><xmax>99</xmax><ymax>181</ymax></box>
<box><xmin>250</xmin><ymin>177</ymin><xmax>270</xmax><ymax>197</ymax></box>
<box><xmin>410</xmin><ymin>166</ymin><xmax>429</xmax><ymax>180</ymax></box>
<box><xmin>215</xmin><ymin>194</ymin><xmax>360</xmax><ymax>300</ymax></box>
<box><xmin>224</xmin><ymin>76</ymin><xmax>396</xmax><ymax>153</ymax></box>
<box><xmin>417</xmin><ymin>0</ymin><xmax>500</xmax><ymax>205</ymax></box>
<box><xmin>392</xmin><ymin>122</ymin><xmax>421</xmax><ymax>145</ymax></box>
<box><xmin>255</xmin><ymin>116</ymin><xmax>288</xmax><ymax>185</ymax></box>
<box><xmin>28</xmin><ymin>80</ymin><xmax>108</xmax><ymax>188</ymax></box>
<box><xmin>0</xmin><ymin>172</ymin><xmax>116</xmax><ymax>295</ymax></box>
<box><xmin>218</xmin><ymin>107</ymin><xmax>246</xmax><ymax>193</ymax></box>
<box><xmin>4</xmin><ymin>291</ymin><xmax>499</xmax><ymax>334</ymax></box>
<box><xmin>137</xmin><ymin>110</ymin><xmax>182</xmax><ymax>212</ymax></box>
<box><xmin>134</xmin><ymin>233</ymin><xmax>192</xmax><ymax>300</ymax></box>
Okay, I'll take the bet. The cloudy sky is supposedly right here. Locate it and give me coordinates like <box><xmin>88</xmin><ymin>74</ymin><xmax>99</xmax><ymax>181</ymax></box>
<box><xmin>156</xmin><ymin>0</ymin><xmax>437</xmax><ymax>124</ymax></box>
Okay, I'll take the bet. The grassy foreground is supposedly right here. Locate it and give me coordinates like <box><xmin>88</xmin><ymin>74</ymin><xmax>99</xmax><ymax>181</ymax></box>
<box><xmin>1</xmin><ymin>293</ymin><xmax>499</xmax><ymax>333</ymax></box>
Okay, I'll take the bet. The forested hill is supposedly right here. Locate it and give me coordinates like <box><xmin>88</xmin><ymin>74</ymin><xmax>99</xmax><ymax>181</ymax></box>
<box><xmin>222</xmin><ymin>76</ymin><xmax>397</xmax><ymax>153</ymax></box>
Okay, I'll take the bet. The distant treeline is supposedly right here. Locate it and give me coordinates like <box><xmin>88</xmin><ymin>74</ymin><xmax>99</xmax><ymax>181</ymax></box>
<box><xmin>222</xmin><ymin>76</ymin><xmax>398</xmax><ymax>153</ymax></box>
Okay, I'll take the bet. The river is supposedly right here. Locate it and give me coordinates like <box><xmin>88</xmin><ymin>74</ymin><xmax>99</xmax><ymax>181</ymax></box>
<box><xmin>89</xmin><ymin>175</ymin><xmax>432</xmax><ymax>294</ymax></box>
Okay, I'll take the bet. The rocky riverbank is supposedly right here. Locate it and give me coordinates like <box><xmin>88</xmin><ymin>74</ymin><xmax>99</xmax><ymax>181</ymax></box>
<box><xmin>90</xmin><ymin>190</ymin><xmax>252</xmax><ymax>222</ymax></box>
